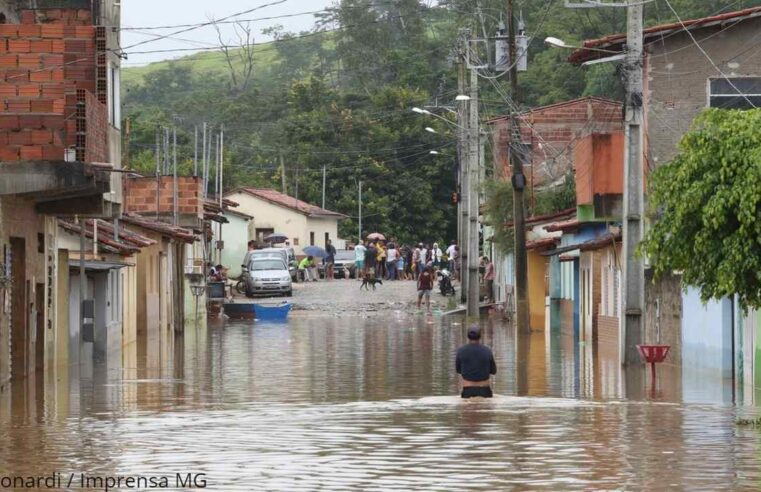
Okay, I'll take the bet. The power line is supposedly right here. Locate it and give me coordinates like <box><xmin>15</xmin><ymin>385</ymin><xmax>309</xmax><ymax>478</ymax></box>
<box><xmin>120</xmin><ymin>0</ymin><xmax>290</xmax><ymax>51</ymax></box>
<box><xmin>661</xmin><ymin>0</ymin><xmax>757</xmax><ymax>109</ymax></box>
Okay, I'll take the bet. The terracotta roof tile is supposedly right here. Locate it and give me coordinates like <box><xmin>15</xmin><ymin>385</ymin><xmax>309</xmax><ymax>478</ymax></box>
<box><xmin>570</xmin><ymin>6</ymin><xmax>761</xmax><ymax>64</ymax></box>
<box><xmin>231</xmin><ymin>188</ymin><xmax>346</xmax><ymax>218</ymax></box>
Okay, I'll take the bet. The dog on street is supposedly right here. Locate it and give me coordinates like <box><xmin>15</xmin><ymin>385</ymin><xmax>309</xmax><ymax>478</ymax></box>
<box><xmin>360</xmin><ymin>278</ymin><xmax>383</xmax><ymax>291</ymax></box>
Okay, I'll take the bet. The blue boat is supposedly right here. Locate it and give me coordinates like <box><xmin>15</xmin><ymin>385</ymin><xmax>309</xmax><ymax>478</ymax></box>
<box><xmin>223</xmin><ymin>302</ymin><xmax>256</xmax><ymax>319</ymax></box>
<box><xmin>223</xmin><ymin>301</ymin><xmax>292</xmax><ymax>321</ymax></box>
<box><xmin>253</xmin><ymin>302</ymin><xmax>292</xmax><ymax>321</ymax></box>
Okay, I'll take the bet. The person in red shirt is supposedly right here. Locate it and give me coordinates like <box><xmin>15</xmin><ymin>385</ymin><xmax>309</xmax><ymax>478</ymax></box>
<box><xmin>417</xmin><ymin>265</ymin><xmax>434</xmax><ymax>313</ymax></box>
<box><xmin>483</xmin><ymin>257</ymin><xmax>495</xmax><ymax>302</ymax></box>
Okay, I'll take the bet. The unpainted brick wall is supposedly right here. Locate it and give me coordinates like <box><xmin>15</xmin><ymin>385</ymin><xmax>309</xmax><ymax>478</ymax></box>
<box><xmin>123</xmin><ymin>176</ymin><xmax>204</xmax><ymax>219</ymax></box>
<box><xmin>491</xmin><ymin>98</ymin><xmax>623</xmax><ymax>186</ymax></box>
<box><xmin>646</xmin><ymin>19</ymin><xmax>761</xmax><ymax>167</ymax></box>
<box><xmin>0</xmin><ymin>7</ymin><xmax>105</xmax><ymax>162</ymax></box>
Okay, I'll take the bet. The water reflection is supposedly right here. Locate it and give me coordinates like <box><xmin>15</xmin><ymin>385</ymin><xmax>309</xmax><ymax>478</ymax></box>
<box><xmin>0</xmin><ymin>314</ymin><xmax>759</xmax><ymax>490</ymax></box>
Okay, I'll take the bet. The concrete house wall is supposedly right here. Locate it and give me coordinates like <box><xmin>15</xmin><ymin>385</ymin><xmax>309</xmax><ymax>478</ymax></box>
<box><xmin>226</xmin><ymin>191</ymin><xmax>340</xmax><ymax>254</ymax></box>
<box><xmin>221</xmin><ymin>212</ymin><xmax>252</xmax><ymax>278</ymax></box>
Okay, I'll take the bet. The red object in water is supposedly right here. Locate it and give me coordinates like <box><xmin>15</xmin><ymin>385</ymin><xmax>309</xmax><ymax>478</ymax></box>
<box><xmin>638</xmin><ymin>345</ymin><xmax>671</xmax><ymax>393</ymax></box>
<box><xmin>637</xmin><ymin>345</ymin><xmax>671</xmax><ymax>364</ymax></box>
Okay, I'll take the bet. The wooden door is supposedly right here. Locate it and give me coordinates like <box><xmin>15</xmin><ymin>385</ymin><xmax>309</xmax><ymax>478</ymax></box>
<box><xmin>35</xmin><ymin>282</ymin><xmax>44</xmax><ymax>373</ymax></box>
<box><xmin>10</xmin><ymin>237</ymin><xmax>26</xmax><ymax>379</ymax></box>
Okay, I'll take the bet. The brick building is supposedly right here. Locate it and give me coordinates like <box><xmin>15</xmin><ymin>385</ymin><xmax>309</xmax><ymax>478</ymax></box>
<box><xmin>0</xmin><ymin>0</ymin><xmax>122</xmax><ymax>391</ymax></box>
<box><xmin>488</xmin><ymin>96</ymin><xmax>623</xmax><ymax>191</ymax></box>
<box><xmin>571</xmin><ymin>7</ymin><xmax>761</xmax><ymax>387</ymax></box>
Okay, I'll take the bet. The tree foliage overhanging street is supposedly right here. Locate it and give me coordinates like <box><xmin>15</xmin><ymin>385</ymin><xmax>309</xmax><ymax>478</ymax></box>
<box><xmin>123</xmin><ymin>0</ymin><xmax>761</xmax><ymax>244</ymax></box>
<box><xmin>641</xmin><ymin>109</ymin><xmax>761</xmax><ymax>311</ymax></box>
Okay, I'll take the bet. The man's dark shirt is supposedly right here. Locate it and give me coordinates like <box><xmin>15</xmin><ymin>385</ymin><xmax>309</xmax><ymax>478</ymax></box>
<box><xmin>366</xmin><ymin>246</ymin><xmax>377</xmax><ymax>268</ymax></box>
<box><xmin>325</xmin><ymin>244</ymin><xmax>336</xmax><ymax>264</ymax></box>
<box><xmin>456</xmin><ymin>343</ymin><xmax>497</xmax><ymax>382</ymax></box>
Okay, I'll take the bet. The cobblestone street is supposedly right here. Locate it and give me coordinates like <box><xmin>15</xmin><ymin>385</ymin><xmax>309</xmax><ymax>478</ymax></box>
<box><xmin>288</xmin><ymin>277</ymin><xmax>459</xmax><ymax>316</ymax></box>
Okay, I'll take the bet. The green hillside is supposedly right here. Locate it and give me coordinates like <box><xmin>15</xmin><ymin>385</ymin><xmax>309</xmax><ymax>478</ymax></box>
<box><xmin>122</xmin><ymin>0</ymin><xmax>761</xmax><ymax>243</ymax></box>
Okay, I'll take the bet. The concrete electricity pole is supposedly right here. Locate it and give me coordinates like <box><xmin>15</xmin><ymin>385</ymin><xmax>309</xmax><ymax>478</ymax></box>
<box><xmin>561</xmin><ymin>0</ymin><xmax>645</xmax><ymax>363</ymax></box>
<box><xmin>507</xmin><ymin>0</ymin><xmax>530</xmax><ymax>333</ymax></box>
<box><xmin>466</xmin><ymin>61</ymin><xmax>480</xmax><ymax>317</ymax></box>
<box><xmin>457</xmin><ymin>37</ymin><xmax>469</xmax><ymax>305</ymax></box>
<box><xmin>622</xmin><ymin>1</ymin><xmax>645</xmax><ymax>366</ymax></box>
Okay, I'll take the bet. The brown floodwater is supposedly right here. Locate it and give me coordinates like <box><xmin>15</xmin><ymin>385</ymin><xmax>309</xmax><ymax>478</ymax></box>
<box><xmin>1</xmin><ymin>314</ymin><xmax>761</xmax><ymax>490</ymax></box>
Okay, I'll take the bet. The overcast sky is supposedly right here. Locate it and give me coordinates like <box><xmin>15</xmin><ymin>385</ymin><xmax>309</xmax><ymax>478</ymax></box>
<box><xmin>121</xmin><ymin>0</ymin><xmax>334</xmax><ymax>67</ymax></box>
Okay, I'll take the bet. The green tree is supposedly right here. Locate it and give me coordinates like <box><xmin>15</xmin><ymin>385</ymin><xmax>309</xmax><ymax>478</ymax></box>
<box><xmin>640</xmin><ymin>109</ymin><xmax>761</xmax><ymax>310</ymax></box>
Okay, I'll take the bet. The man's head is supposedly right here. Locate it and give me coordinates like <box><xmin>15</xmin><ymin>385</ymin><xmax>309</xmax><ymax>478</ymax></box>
<box><xmin>327</xmin><ymin>239</ymin><xmax>332</xmax><ymax>246</ymax></box>
<box><xmin>247</xmin><ymin>240</ymin><xmax>256</xmax><ymax>250</ymax></box>
<box><xmin>307</xmin><ymin>256</ymin><xmax>313</xmax><ymax>261</ymax></box>
<box><xmin>467</xmin><ymin>325</ymin><xmax>481</xmax><ymax>341</ymax></box>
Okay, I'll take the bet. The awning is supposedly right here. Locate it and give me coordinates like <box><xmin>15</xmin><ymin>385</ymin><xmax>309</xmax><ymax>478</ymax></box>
<box><xmin>540</xmin><ymin>244</ymin><xmax>581</xmax><ymax>257</ymax></box>
<box><xmin>68</xmin><ymin>259</ymin><xmax>129</xmax><ymax>272</ymax></box>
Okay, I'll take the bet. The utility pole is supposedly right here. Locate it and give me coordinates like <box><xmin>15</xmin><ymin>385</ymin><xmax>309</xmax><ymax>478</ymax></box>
<box><xmin>622</xmin><ymin>1</ymin><xmax>645</xmax><ymax>366</ymax></box>
<box><xmin>220</xmin><ymin>125</ymin><xmax>225</xmax><ymax>208</ymax></box>
<box><xmin>458</xmin><ymin>32</ymin><xmax>470</xmax><ymax>306</ymax></box>
<box><xmin>466</xmin><ymin>51</ymin><xmax>480</xmax><ymax>318</ymax></box>
<box><xmin>155</xmin><ymin>128</ymin><xmax>160</xmax><ymax>220</ymax></box>
<box><xmin>507</xmin><ymin>0</ymin><xmax>518</xmax><ymax>99</ymax></box>
<box><xmin>358</xmin><ymin>180</ymin><xmax>362</xmax><ymax>243</ymax></box>
<box><xmin>280</xmin><ymin>154</ymin><xmax>286</xmax><ymax>193</ymax></box>
<box><xmin>202</xmin><ymin>122</ymin><xmax>207</xmax><ymax>199</ymax></box>
<box><xmin>505</xmin><ymin>0</ymin><xmax>530</xmax><ymax>333</ymax></box>
<box><xmin>322</xmin><ymin>165</ymin><xmax>326</xmax><ymax>209</ymax></box>
<box><xmin>456</xmin><ymin>39</ymin><xmax>469</xmax><ymax>304</ymax></box>
<box><xmin>172</xmin><ymin>126</ymin><xmax>178</xmax><ymax>226</ymax></box>
<box><xmin>193</xmin><ymin>125</ymin><xmax>198</xmax><ymax>177</ymax></box>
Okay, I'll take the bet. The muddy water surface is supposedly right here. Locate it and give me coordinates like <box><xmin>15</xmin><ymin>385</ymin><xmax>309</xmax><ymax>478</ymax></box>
<box><xmin>1</xmin><ymin>315</ymin><xmax>760</xmax><ymax>490</ymax></box>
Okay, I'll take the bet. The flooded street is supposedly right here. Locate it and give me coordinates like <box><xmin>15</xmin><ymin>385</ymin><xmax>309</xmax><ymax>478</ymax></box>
<box><xmin>2</xmin><ymin>288</ymin><xmax>761</xmax><ymax>490</ymax></box>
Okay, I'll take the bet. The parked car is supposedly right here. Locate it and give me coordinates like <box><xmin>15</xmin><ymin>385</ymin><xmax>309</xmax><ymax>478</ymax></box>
<box><xmin>246</xmin><ymin>257</ymin><xmax>292</xmax><ymax>297</ymax></box>
<box><xmin>252</xmin><ymin>247</ymin><xmax>297</xmax><ymax>281</ymax></box>
<box><xmin>318</xmin><ymin>249</ymin><xmax>356</xmax><ymax>279</ymax></box>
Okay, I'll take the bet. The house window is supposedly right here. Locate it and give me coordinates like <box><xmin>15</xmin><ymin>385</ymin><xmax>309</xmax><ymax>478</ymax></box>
<box><xmin>255</xmin><ymin>228</ymin><xmax>274</xmax><ymax>244</ymax></box>
<box><xmin>293</xmin><ymin>238</ymin><xmax>299</xmax><ymax>246</ymax></box>
<box><xmin>310</xmin><ymin>232</ymin><xmax>315</xmax><ymax>246</ymax></box>
<box><xmin>108</xmin><ymin>64</ymin><xmax>121</xmax><ymax>129</ymax></box>
<box><xmin>709</xmin><ymin>77</ymin><xmax>761</xmax><ymax>109</ymax></box>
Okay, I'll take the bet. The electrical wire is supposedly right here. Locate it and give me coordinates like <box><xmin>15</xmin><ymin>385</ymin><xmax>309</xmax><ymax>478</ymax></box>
<box><xmin>661</xmin><ymin>0</ymin><xmax>757</xmax><ymax>108</ymax></box>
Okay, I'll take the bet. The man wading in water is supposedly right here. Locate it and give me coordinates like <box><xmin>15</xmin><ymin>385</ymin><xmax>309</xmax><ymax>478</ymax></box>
<box><xmin>456</xmin><ymin>326</ymin><xmax>497</xmax><ymax>398</ymax></box>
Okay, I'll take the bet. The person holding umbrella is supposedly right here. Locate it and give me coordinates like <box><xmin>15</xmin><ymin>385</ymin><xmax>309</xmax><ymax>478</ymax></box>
<box><xmin>324</xmin><ymin>239</ymin><xmax>337</xmax><ymax>281</ymax></box>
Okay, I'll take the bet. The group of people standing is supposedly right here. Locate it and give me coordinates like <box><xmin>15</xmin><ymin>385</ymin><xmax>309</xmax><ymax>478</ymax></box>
<box><xmin>353</xmin><ymin>239</ymin><xmax>461</xmax><ymax>282</ymax></box>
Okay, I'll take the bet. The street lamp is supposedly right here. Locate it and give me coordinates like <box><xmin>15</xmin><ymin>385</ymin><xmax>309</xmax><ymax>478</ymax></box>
<box><xmin>425</xmin><ymin>127</ymin><xmax>438</xmax><ymax>134</ymax></box>
<box><xmin>412</xmin><ymin>107</ymin><xmax>431</xmax><ymax>115</ymax></box>
<box><xmin>429</xmin><ymin>150</ymin><xmax>440</xmax><ymax>155</ymax></box>
<box><xmin>544</xmin><ymin>36</ymin><xmax>621</xmax><ymax>54</ymax></box>
<box><xmin>455</xmin><ymin>95</ymin><xmax>471</xmax><ymax>101</ymax></box>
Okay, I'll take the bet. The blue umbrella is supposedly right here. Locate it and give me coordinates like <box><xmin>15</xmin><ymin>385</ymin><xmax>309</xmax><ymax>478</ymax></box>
<box><xmin>302</xmin><ymin>246</ymin><xmax>327</xmax><ymax>258</ymax></box>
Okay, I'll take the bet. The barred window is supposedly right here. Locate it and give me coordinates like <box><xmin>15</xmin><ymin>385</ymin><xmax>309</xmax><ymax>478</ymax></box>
<box><xmin>709</xmin><ymin>78</ymin><xmax>761</xmax><ymax>110</ymax></box>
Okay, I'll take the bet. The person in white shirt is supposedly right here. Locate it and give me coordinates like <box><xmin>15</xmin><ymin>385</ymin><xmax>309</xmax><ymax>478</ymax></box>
<box><xmin>419</xmin><ymin>244</ymin><xmax>428</xmax><ymax>271</ymax></box>
<box><xmin>432</xmin><ymin>242</ymin><xmax>443</xmax><ymax>268</ymax></box>
<box><xmin>354</xmin><ymin>242</ymin><xmax>367</xmax><ymax>280</ymax></box>
<box><xmin>446</xmin><ymin>241</ymin><xmax>457</xmax><ymax>271</ymax></box>
<box><xmin>386</xmin><ymin>244</ymin><xmax>399</xmax><ymax>280</ymax></box>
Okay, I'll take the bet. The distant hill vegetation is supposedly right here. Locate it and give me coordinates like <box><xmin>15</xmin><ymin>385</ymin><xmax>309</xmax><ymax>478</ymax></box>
<box><xmin>122</xmin><ymin>0</ymin><xmax>759</xmax><ymax>242</ymax></box>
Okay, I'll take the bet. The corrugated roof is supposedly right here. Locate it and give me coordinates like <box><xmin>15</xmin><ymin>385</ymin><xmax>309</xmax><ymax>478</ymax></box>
<box><xmin>58</xmin><ymin>219</ymin><xmax>155</xmax><ymax>256</ymax></box>
<box><xmin>230</xmin><ymin>188</ymin><xmax>347</xmax><ymax>218</ymax></box>
<box><xmin>121</xmin><ymin>214</ymin><xmax>197</xmax><ymax>243</ymax></box>
<box><xmin>570</xmin><ymin>6</ymin><xmax>761</xmax><ymax>64</ymax></box>
<box><xmin>504</xmin><ymin>208</ymin><xmax>577</xmax><ymax>229</ymax></box>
